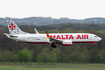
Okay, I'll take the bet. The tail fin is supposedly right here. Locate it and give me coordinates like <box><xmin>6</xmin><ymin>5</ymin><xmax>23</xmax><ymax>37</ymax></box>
<box><xmin>6</xmin><ymin>17</ymin><xmax>29</xmax><ymax>35</ymax></box>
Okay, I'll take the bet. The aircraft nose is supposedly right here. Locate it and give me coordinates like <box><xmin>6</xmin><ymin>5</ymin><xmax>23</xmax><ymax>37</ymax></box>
<box><xmin>99</xmin><ymin>37</ymin><xmax>102</xmax><ymax>41</ymax></box>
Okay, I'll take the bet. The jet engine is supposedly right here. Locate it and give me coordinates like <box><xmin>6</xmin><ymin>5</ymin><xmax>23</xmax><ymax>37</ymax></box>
<box><xmin>62</xmin><ymin>40</ymin><xmax>72</xmax><ymax>46</ymax></box>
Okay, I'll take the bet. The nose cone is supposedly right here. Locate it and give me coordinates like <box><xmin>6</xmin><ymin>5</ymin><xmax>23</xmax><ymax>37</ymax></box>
<box><xmin>98</xmin><ymin>37</ymin><xmax>102</xmax><ymax>41</ymax></box>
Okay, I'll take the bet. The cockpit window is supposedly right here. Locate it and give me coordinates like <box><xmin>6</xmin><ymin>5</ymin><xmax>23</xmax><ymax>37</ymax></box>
<box><xmin>94</xmin><ymin>36</ymin><xmax>98</xmax><ymax>37</ymax></box>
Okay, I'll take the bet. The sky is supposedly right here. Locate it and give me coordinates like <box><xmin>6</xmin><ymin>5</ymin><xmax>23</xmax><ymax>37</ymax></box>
<box><xmin>0</xmin><ymin>0</ymin><xmax>105</xmax><ymax>19</ymax></box>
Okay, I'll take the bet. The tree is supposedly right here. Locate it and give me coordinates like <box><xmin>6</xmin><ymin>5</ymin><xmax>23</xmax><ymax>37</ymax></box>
<box><xmin>36</xmin><ymin>55</ymin><xmax>43</xmax><ymax>65</ymax></box>
<box><xmin>82</xmin><ymin>49</ymin><xmax>90</xmax><ymax>63</ymax></box>
<box><xmin>17</xmin><ymin>50</ymin><xmax>32</xmax><ymax>63</ymax></box>
<box><xmin>49</xmin><ymin>52</ymin><xmax>57</xmax><ymax>64</ymax></box>
<box><xmin>65</xmin><ymin>28</ymin><xmax>72</xmax><ymax>33</ymax></box>
<box><xmin>98</xmin><ymin>50</ymin><xmax>105</xmax><ymax>63</ymax></box>
<box><xmin>40</xmin><ymin>47</ymin><xmax>50</xmax><ymax>63</ymax></box>
<box><xmin>52</xmin><ymin>48</ymin><xmax>62</xmax><ymax>62</ymax></box>
<box><xmin>0</xmin><ymin>52</ymin><xmax>3</xmax><ymax>62</ymax></box>
<box><xmin>13</xmin><ymin>55</ymin><xmax>18</xmax><ymax>63</ymax></box>
<box><xmin>2</xmin><ymin>51</ymin><xmax>13</xmax><ymax>62</ymax></box>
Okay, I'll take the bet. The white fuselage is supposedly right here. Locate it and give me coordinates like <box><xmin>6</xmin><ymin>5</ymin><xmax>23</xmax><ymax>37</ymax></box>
<box><xmin>5</xmin><ymin>17</ymin><xmax>102</xmax><ymax>47</ymax></box>
<box><xmin>8</xmin><ymin>33</ymin><xmax>102</xmax><ymax>44</ymax></box>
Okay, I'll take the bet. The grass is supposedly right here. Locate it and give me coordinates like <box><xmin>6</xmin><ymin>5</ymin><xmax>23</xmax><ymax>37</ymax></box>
<box><xmin>0</xmin><ymin>62</ymin><xmax>105</xmax><ymax>70</ymax></box>
<box><xmin>0</xmin><ymin>67</ymin><xmax>94</xmax><ymax>70</ymax></box>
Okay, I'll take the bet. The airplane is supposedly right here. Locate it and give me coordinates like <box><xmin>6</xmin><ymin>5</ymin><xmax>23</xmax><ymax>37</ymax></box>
<box><xmin>4</xmin><ymin>17</ymin><xmax>102</xmax><ymax>48</ymax></box>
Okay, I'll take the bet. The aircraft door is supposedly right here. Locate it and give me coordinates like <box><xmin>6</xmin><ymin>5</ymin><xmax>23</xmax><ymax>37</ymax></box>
<box><xmin>90</xmin><ymin>35</ymin><xmax>92</xmax><ymax>40</ymax></box>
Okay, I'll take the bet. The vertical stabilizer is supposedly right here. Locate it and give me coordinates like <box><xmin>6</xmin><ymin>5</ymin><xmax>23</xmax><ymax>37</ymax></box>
<box><xmin>6</xmin><ymin>17</ymin><xmax>29</xmax><ymax>35</ymax></box>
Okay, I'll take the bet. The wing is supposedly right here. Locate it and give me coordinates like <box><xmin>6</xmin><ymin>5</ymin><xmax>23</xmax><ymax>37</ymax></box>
<box><xmin>46</xmin><ymin>31</ymin><xmax>62</xmax><ymax>44</ymax></box>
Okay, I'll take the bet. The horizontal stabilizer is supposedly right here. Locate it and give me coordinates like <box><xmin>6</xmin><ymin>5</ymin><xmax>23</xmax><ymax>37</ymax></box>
<box><xmin>4</xmin><ymin>33</ymin><xmax>17</xmax><ymax>38</ymax></box>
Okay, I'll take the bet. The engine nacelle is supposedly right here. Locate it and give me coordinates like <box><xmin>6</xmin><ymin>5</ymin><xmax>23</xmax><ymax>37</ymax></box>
<box><xmin>62</xmin><ymin>40</ymin><xmax>72</xmax><ymax>46</ymax></box>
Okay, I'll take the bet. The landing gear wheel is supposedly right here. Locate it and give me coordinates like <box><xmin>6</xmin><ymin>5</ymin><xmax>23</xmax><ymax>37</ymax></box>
<box><xmin>51</xmin><ymin>44</ymin><xmax>56</xmax><ymax>48</ymax></box>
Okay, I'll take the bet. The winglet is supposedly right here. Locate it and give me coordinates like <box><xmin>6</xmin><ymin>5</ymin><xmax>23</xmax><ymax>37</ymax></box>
<box><xmin>34</xmin><ymin>28</ymin><xmax>39</xmax><ymax>34</ymax></box>
<box><xmin>46</xmin><ymin>31</ymin><xmax>50</xmax><ymax>39</ymax></box>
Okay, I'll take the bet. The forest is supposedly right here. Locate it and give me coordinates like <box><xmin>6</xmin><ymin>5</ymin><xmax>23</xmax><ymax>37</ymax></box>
<box><xmin>0</xmin><ymin>23</ymin><xmax>105</xmax><ymax>64</ymax></box>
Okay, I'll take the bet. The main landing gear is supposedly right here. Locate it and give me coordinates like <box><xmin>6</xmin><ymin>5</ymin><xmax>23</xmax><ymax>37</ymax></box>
<box><xmin>51</xmin><ymin>44</ymin><xmax>56</xmax><ymax>48</ymax></box>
